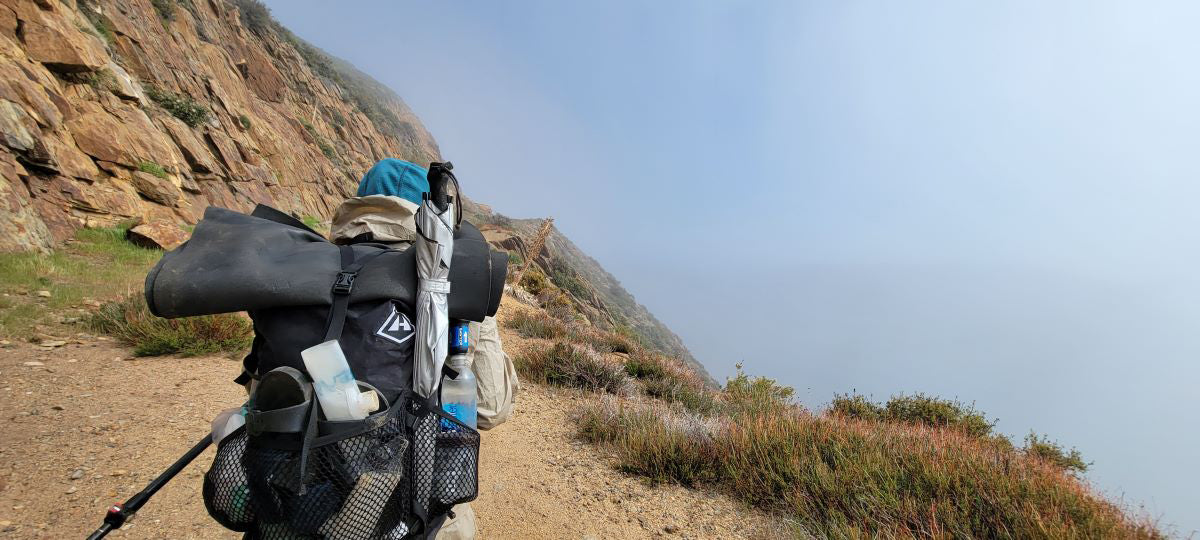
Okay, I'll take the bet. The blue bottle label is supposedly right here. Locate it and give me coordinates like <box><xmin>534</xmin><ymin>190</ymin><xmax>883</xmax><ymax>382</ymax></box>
<box><xmin>441</xmin><ymin>402</ymin><xmax>477</xmax><ymax>431</ymax></box>
<box><xmin>450</xmin><ymin>323</ymin><xmax>470</xmax><ymax>354</ymax></box>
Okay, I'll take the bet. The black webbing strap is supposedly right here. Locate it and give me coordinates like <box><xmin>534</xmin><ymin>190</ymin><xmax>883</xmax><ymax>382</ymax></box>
<box><xmin>322</xmin><ymin>246</ymin><xmax>386</xmax><ymax>342</ymax></box>
<box><xmin>294</xmin><ymin>246</ymin><xmax>385</xmax><ymax>494</ymax></box>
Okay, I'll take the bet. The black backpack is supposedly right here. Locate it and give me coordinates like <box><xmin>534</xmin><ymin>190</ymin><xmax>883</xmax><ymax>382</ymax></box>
<box><xmin>202</xmin><ymin>207</ymin><xmax>479</xmax><ymax>539</ymax></box>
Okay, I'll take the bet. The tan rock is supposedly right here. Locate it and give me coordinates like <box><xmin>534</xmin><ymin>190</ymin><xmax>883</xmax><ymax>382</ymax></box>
<box><xmin>130</xmin><ymin>170</ymin><xmax>182</xmax><ymax>207</ymax></box>
<box><xmin>0</xmin><ymin>98</ymin><xmax>37</xmax><ymax>151</ymax></box>
<box><xmin>14</xmin><ymin>3</ymin><xmax>107</xmax><ymax>72</ymax></box>
<box><xmin>43</xmin><ymin>136</ymin><xmax>97</xmax><ymax>181</ymax></box>
<box><xmin>0</xmin><ymin>4</ymin><xmax>16</xmax><ymax>41</ymax></box>
<box><xmin>0</xmin><ymin>60</ymin><xmax>63</xmax><ymax>129</ymax></box>
<box><xmin>66</xmin><ymin>102</ymin><xmax>177</xmax><ymax>169</ymax></box>
<box><xmin>126</xmin><ymin>221</ymin><xmax>188</xmax><ymax>250</ymax></box>
<box><xmin>0</xmin><ymin>0</ymin><xmax>442</xmax><ymax>252</ymax></box>
<box><xmin>104</xmin><ymin>62</ymin><xmax>146</xmax><ymax>104</ymax></box>
<box><xmin>26</xmin><ymin>174</ymin><xmax>139</xmax><ymax>217</ymax></box>
<box><xmin>205</xmin><ymin>130</ymin><xmax>247</xmax><ymax>178</ymax></box>
<box><xmin>161</xmin><ymin>118</ymin><xmax>216</xmax><ymax>173</ymax></box>
<box><xmin>93</xmin><ymin>159</ymin><xmax>124</xmax><ymax>176</ymax></box>
<box><xmin>0</xmin><ymin>155</ymin><xmax>53</xmax><ymax>251</ymax></box>
<box><xmin>238</xmin><ymin>47</ymin><xmax>285</xmax><ymax>103</ymax></box>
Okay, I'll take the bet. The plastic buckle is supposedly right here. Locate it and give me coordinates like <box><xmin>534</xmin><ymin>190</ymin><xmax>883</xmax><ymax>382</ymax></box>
<box><xmin>332</xmin><ymin>271</ymin><xmax>356</xmax><ymax>295</ymax></box>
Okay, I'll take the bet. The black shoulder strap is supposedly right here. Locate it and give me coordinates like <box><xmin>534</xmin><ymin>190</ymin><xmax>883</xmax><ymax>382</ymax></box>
<box><xmin>322</xmin><ymin>245</ymin><xmax>387</xmax><ymax>342</ymax></box>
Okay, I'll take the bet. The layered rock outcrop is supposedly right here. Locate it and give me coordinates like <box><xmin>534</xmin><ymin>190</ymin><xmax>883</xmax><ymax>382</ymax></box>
<box><xmin>0</xmin><ymin>0</ymin><xmax>439</xmax><ymax>251</ymax></box>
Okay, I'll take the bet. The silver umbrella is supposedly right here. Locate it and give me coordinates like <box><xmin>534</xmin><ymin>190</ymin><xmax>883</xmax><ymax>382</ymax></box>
<box><xmin>413</xmin><ymin>162</ymin><xmax>459</xmax><ymax>398</ymax></box>
<box><xmin>412</xmin><ymin>162</ymin><xmax>459</xmax><ymax>524</ymax></box>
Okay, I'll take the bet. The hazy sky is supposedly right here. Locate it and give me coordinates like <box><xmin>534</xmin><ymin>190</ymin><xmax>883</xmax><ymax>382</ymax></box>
<box><xmin>265</xmin><ymin>1</ymin><xmax>1199</xmax><ymax>532</ymax></box>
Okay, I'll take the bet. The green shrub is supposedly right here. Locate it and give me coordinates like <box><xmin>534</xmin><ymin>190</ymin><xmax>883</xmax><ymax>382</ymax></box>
<box><xmin>145</xmin><ymin>86</ymin><xmax>210</xmax><ymax>127</ymax></box>
<box><xmin>231</xmin><ymin>0</ymin><xmax>273</xmax><ymax>34</ymax></box>
<box><xmin>1025</xmin><ymin>432</ymin><xmax>1090</xmax><ymax>473</ymax></box>
<box><xmin>239</xmin><ymin>114</ymin><xmax>252</xmax><ymax>130</ymax></box>
<box><xmin>137</xmin><ymin>161</ymin><xmax>168</xmax><ymax>179</ymax></box>
<box><xmin>723</xmin><ymin>364</ymin><xmax>794</xmax><ymax>416</ymax></box>
<box><xmin>152</xmin><ymin>0</ymin><xmax>176</xmax><ymax>21</ymax></box>
<box><xmin>624</xmin><ymin>350</ymin><xmax>670</xmax><ymax>380</ymax></box>
<box><xmin>831</xmin><ymin>392</ymin><xmax>996</xmax><ymax>438</ymax></box>
<box><xmin>516</xmin><ymin>342</ymin><xmax>630</xmax><ymax>394</ymax></box>
<box><xmin>829</xmin><ymin>393</ymin><xmax>884</xmax><ymax>421</ymax></box>
<box><xmin>643</xmin><ymin>376</ymin><xmax>720</xmax><ymax>415</ymax></box>
<box><xmin>78</xmin><ymin>0</ymin><xmax>115</xmax><ymax>45</ymax></box>
<box><xmin>551</xmin><ymin>269</ymin><xmax>590</xmax><ymax>299</ymax></box>
<box><xmin>519</xmin><ymin>269</ymin><xmax>550</xmax><ymax>295</ymax></box>
<box><xmin>318</xmin><ymin>140</ymin><xmax>337</xmax><ymax>159</ymax></box>
<box><xmin>84</xmin><ymin>69</ymin><xmax>119</xmax><ymax>93</ymax></box>
<box><xmin>502</xmin><ymin>310</ymin><xmax>567</xmax><ymax>340</ymax></box>
<box><xmin>507</xmin><ymin>251</ymin><xmax>523</xmax><ymax>267</ymax></box>
<box><xmin>88</xmin><ymin>293</ymin><xmax>252</xmax><ymax>357</ymax></box>
<box><xmin>884</xmin><ymin>393</ymin><xmax>994</xmax><ymax>437</ymax></box>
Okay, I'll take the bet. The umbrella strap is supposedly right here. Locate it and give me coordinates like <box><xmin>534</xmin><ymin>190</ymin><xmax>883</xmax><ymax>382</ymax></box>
<box><xmin>323</xmin><ymin>246</ymin><xmax>386</xmax><ymax>342</ymax></box>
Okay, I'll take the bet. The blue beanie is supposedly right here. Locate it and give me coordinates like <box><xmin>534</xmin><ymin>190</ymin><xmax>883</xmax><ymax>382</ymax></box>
<box><xmin>356</xmin><ymin>159</ymin><xmax>429</xmax><ymax>204</ymax></box>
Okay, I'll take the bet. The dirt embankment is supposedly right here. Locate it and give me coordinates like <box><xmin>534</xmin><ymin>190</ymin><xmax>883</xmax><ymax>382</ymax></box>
<box><xmin>0</xmin><ymin>309</ymin><xmax>775</xmax><ymax>539</ymax></box>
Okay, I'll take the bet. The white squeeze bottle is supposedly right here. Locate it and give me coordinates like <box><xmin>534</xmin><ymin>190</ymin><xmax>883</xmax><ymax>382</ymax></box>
<box><xmin>301</xmin><ymin>340</ymin><xmax>379</xmax><ymax>421</ymax></box>
<box><xmin>441</xmin><ymin>322</ymin><xmax>477</xmax><ymax>429</ymax></box>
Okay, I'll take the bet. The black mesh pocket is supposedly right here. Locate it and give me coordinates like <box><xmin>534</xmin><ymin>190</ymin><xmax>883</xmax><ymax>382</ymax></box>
<box><xmin>203</xmin><ymin>396</ymin><xmax>479</xmax><ymax>539</ymax></box>
<box><xmin>203</xmin><ymin>427</ymin><xmax>254</xmax><ymax>531</ymax></box>
<box><xmin>409</xmin><ymin>401</ymin><xmax>480</xmax><ymax>519</ymax></box>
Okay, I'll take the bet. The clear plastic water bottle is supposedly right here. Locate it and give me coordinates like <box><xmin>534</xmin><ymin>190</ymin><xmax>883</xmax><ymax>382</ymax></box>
<box><xmin>441</xmin><ymin>322</ymin><xmax>477</xmax><ymax>430</ymax></box>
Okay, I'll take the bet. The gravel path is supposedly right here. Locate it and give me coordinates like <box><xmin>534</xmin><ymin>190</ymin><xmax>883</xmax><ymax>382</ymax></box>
<box><xmin>0</xmin><ymin>314</ymin><xmax>776</xmax><ymax>539</ymax></box>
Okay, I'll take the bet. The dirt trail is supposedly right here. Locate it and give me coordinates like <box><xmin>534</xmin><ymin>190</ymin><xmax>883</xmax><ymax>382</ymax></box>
<box><xmin>0</xmin><ymin>316</ymin><xmax>774</xmax><ymax>539</ymax></box>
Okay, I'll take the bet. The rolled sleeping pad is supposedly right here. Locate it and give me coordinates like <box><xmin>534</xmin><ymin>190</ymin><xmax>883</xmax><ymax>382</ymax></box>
<box><xmin>144</xmin><ymin>205</ymin><xmax>506</xmax><ymax>322</ymax></box>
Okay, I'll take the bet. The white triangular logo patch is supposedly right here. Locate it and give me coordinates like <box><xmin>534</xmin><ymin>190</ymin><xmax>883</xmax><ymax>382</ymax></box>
<box><xmin>376</xmin><ymin>305</ymin><xmax>414</xmax><ymax>345</ymax></box>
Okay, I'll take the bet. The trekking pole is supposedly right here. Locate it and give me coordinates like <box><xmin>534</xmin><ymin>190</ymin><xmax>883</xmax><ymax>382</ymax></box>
<box><xmin>85</xmin><ymin>434</ymin><xmax>212</xmax><ymax>540</ymax></box>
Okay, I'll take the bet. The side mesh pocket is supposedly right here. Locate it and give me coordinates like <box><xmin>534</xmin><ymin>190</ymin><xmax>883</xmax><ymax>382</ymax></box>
<box><xmin>202</xmin><ymin>426</ymin><xmax>254</xmax><ymax>531</ymax></box>
<box><xmin>409</xmin><ymin>401</ymin><xmax>480</xmax><ymax>519</ymax></box>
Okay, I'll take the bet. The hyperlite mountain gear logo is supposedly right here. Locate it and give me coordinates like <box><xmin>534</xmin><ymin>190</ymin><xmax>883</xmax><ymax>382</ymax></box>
<box><xmin>376</xmin><ymin>305</ymin><xmax>415</xmax><ymax>345</ymax></box>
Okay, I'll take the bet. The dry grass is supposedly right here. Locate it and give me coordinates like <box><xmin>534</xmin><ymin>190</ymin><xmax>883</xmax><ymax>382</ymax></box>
<box><xmin>575</xmin><ymin>381</ymin><xmax>1165</xmax><ymax>539</ymax></box>
<box><xmin>503</xmin><ymin>309</ymin><xmax>569</xmax><ymax>339</ymax></box>
<box><xmin>515</xmin><ymin>341</ymin><xmax>632</xmax><ymax>395</ymax></box>
<box><xmin>573</xmin><ymin>328</ymin><xmax>637</xmax><ymax>354</ymax></box>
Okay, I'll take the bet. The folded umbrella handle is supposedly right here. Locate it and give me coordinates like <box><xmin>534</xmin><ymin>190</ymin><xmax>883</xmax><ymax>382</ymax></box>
<box><xmin>426</xmin><ymin>161</ymin><xmax>461</xmax><ymax>229</ymax></box>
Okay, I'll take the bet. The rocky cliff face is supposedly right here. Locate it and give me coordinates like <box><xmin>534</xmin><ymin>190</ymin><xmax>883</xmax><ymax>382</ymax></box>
<box><xmin>0</xmin><ymin>0</ymin><xmax>439</xmax><ymax>251</ymax></box>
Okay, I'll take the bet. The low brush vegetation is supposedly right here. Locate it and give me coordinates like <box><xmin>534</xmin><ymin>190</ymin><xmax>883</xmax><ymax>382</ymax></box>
<box><xmin>137</xmin><ymin>160</ymin><xmax>169</xmax><ymax>179</ymax></box>
<box><xmin>87</xmin><ymin>293</ymin><xmax>252</xmax><ymax>357</ymax></box>
<box><xmin>573</xmin><ymin>328</ymin><xmax>636</xmax><ymax>354</ymax></box>
<box><xmin>145</xmin><ymin>85</ymin><xmax>210</xmax><ymax>127</ymax></box>
<box><xmin>831</xmin><ymin>392</ymin><xmax>995</xmax><ymax>439</ymax></box>
<box><xmin>1025</xmin><ymin>431</ymin><xmax>1092</xmax><ymax>474</ymax></box>
<box><xmin>503</xmin><ymin>309</ymin><xmax>568</xmax><ymax>340</ymax></box>
<box><xmin>515</xmin><ymin>341</ymin><xmax>630</xmax><ymax>395</ymax></box>
<box><xmin>571</xmin><ymin>368</ymin><xmax>1160</xmax><ymax>538</ymax></box>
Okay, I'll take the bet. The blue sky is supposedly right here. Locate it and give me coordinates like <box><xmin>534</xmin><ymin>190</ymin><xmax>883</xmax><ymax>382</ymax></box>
<box><xmin>265</xmin><ymin>1</ymin><xmax>1199</xmax><ymax>532</ymax></box>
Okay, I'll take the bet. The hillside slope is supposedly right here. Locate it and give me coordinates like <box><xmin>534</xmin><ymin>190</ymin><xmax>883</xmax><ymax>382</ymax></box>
<box><xmin>0</xmin><ymin>0</ymin><xmax>439</xmax><ymax>251</ymax></box>
<box><xmin>462</xmin><ymin>201</ymin><xmax>712</xmax><ymax>383</ymax></box>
